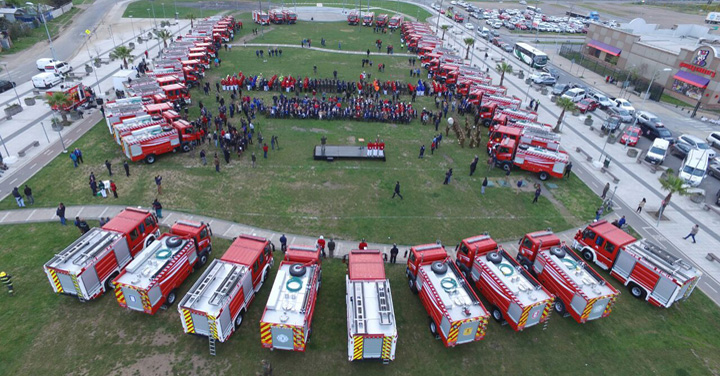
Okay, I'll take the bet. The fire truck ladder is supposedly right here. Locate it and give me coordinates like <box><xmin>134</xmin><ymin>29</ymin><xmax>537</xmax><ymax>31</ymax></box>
<box><xmin>376</xmin><ymin>282</ymin><xmax>392</xmax><ymax>325</ymax></box>
<box><xmin>209</xmin><ymin>337</ymin><xmax>216</xmax><ymax>356</ymax></box>
<box><xmin>353</xmin><ymin>282</ymin><xmax>367</xmax><ymax>334</ymax></box>
<box><xmin>71</xmin><ymin>231</ymin><xmax>115</xmax><ymax>265</ymax></box>
<box><xmin>184</xmin><ymin>262</ymin><xmax>223</xmax><ymax>308</ymax></box>
<box><xmin>209</xmin><ymin>265</ymin><xmax>241</xmax><ymax>306</ymax></box>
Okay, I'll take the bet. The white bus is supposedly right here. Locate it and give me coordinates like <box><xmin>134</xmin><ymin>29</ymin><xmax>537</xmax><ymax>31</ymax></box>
<box><xmin>513</xmin><ymin>42</ymin><xmax>548</xmax><ymax>68</ymax></box>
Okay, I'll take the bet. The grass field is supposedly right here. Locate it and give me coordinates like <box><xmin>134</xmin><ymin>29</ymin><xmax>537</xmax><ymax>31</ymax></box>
<box><xmin>1</xmin><ymin>7</ymin><xmax>80</xmax><ymax>56</ymax></box>
<box><xmin>0</xmin><ymin>223</ymin><xmax>719</xmax><ymax>375</ymax></box>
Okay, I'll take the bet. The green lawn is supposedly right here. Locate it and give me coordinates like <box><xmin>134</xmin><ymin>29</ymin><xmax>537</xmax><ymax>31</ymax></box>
<box><xmin>122</xmin><ymin>0</ymin><xmax>221</xmax><ymax>20</ymax></box>
<box><xmin>0</xmin><ymin>223</ymin><xmax>718</xmax><ymax>375</ymax></box>
<box><xmin>1</xmin><ymin>7</ymin><xmax>80</xmax><ymax>56</ymax></box>
<box><xmin>319</xmin><ymin>0</ymin><xmax>433</xmax><ymax>22</ymax></box>
<box><xmin>661</xmin><ymin>93</ymin><xmax>693</xmax><ymax>108</ymax></box>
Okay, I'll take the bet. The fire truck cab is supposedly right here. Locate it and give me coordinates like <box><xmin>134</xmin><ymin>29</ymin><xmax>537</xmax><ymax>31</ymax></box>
<box><xmin>573</xmin><ymin>221</ymin><xmax>702</xmax><ymax>308</ymax></box>
<box><xmin>363</xmin><ymin>12</ymin><xmax>375</xmax><ymax>26</ymax></box>
<box><xmin>269</xmin><ymin>8</ymin><xmax>285</xmax><ymax>24</ymax></box>
<box><xmin>407</xmin><ymin>243</ymin><xmax>489</xmax><ymax>347</ymax></box>
<box><xmin>517</xmin><ymin>230</ymin><xmax>620</xmax><ymax>323</ymax></box>
<box><xmin>252</xmin><ymin>10</ymin><xmax>270</xmax><ymax>25</ymax></box>
<box><xmin>169</xmin><ymin>220</ymin><xmax>213</xmax><ymax>265</ymax></box>
<box><xmin>347</xmin><ymin>11</ymin><xmax>359</xmax><ymax>25</ymax></box>
<box><xmin>376</xmin><ymin>14</ymin><xmax>388</xmax><ymax>27</ymax></box>
<box><xmin>487</xmin><ymin>124</ymin><xmax>560</xmax><ymax>152</ymax></box>
<box><xmin>46</xmin><ymin>83</ymin><xmax>93</xmax><ymax>111</ymax></box>
<box><xmin>43</xmin><ymin>208</ymin><xmax>159</xmax><ymax>301</ymax></box>
<box><xmin>282</xmin><ymin>9</ymin><xmax>297</xmax><ymax>23</ymax></box>
<box><xmin>346</xmin><ymin>250</ymin><xmax>397</xmax><ymax>363</ymax></box>
<box><xmin>492</xmin><ymin>137</ymin><xmax>568</xmax><ymax>180</ymax></box>
<box><xmin>388</xmin><ymin>15</ymin><xmax>402</xmax><ymax>29</ymax></box>
<box><xmin>260</xmin><ymin>245</ymin><xmax>322</xmax><ymax>352</ymax></box>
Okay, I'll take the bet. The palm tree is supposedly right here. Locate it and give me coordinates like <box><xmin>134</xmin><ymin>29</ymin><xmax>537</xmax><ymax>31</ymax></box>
<box><xmin>45</xmin><ymin>92</ymin><xmax>73</xmax><ymax>124</ymax></box>
<box><xmin>658</xmin><ymin>168</ymin><xmax>689</xmax><ymax>209</ymax></box>
<box><xmin>110</xmin><ymin>46</ymin><xmax>134</xmax><ymax>69</ymax></box>
<box><xmin>463</xmin><ymin>37</ymin><xmax>475</xmax><ymax>59</ymax></box>
<box><xmin>155</xmin><ymin>29</ymin><xmax>172</xmax><ymax>48</ymax></box>
<box><xmin>496</xmin><ymin>61</ymin><xmax>513</xmax><ymax>86</ymax></box>
<box><xmin>440</xmin><ymin>25</ymin><xmax>449</xmax><ymax>40</ymax></box>
<box><xmin>554</xmin><ymin>97</ymin><xmax>575</xmax><ymax>132</ymax></box>
<box><xmin>188</xmin><ymin>14</ymin><xmax>195</xmax><ymax>28</ymax></box>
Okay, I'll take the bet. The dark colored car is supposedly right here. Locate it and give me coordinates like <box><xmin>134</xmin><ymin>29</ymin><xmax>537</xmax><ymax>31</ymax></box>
<box><xmin>576</xmin><ymin>98</ymin><xmax>599</xmax><ymax>113</ymax></box>
<box><xmin>552</xmin><ymin>83</ymin><xmax>570</xmax><ymax>96</ymax></box>
<box><xmin>708</xmin><ymin>159</ymin><xmax>720</xmax><ymax>180</ymax></box>
<box><xmin>670</xmin><ymin>142</ymin><xmax>693</xmax><ymax>159</ymax></box>
<box><xmin>639</xmin><ymin>121</ymin><xmax>674</xmax><ymax>143</ymax></box>
<box><xmin>0</xmin><ymin>80</ymin><xmax>16</xmax><ymax>94</ymax></box>
<box><xmin>601</xmin><ymin>115</ymin><xmax>622</xmax><ymax>133</ymax></box>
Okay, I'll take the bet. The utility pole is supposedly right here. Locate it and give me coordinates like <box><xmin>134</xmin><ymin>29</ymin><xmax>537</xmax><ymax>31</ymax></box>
<box><xmin>27</xmin><ymin>2</ymin><xmax>57</xmax><ymax>60</ymax></box>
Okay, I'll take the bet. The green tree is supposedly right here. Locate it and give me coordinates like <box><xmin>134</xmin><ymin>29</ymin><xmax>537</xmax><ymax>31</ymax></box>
<box><xmin>110</xmin><ymin>45</ymin><xmax>134</xmax><ymax>69</ymax></box>
<box><xmin>463</xmin><ymin>37</ymin><xmax>475</xmax><ymax>59</ymax></box>
<box><xmin>554</xmin><ymin>97</ymin><xmax>576</xmax><ymax>132</ymax></box>
<box><xmin>154</xmin><ymin>29</ymin><xmax>172</xmax><ymax>48</ymax></box>
<box><xmin>658</xmin><ymin>168</ymin><xmax>689</xmax><ymax>209</ymax></box>
<box><xmin>440</xmin><ymin>25</ymin><xmax>449</xmax><ymax>40</ymax></box>
<box><xmin>45</xmin><ymin>92</ymin><xmax>73</xmax><ymax>124</ymax></box>
<box><xmin>496</xmin><ymin>61</ymin><xmax>513</xmax><ymax>86</ymax></box>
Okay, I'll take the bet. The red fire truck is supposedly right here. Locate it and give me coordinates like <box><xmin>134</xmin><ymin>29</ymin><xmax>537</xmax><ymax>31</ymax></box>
<box><xmin>516</xmin><ymin>230</ymin><xmax>620</xmax><ymax>323</ymax></box>
<box><xmin>122</xmin><ymin>120</ymin><xmax>203</xmax><ymax>163</ymax></box>
<box><xmin>487</xmin><ymin>124</ymin><xmax>560</xmax><ymax>152</ymax></box>
<box><xmin>46</xmin><ymin>83</ymin><xmax>93</xmax><ymax>111</ymax></box>
<box><xmin>493</xmin><ymin>137</ymin><xmax>568</xmax><ymax>180</ymax></box>
<box><xmin>406</xmin><ymin>243</ymin><xmax>489</xmax><ymax>347</ymax></box>
<box><xmin>346</xmin><ymin>250</ymin><xmax>397</xmax><ymax>363</ymax></box>
<box><xmin>348</xmin><ymin>11</ymin><xmax>359</xmax><ymax>25</ymax></box>
<box><xmin>573</xmin><ymin>221</ymin><xmax>702</xmax><ymax>308</ymax></box>
<box><xmin>388</xmin><ymin>15</ymin><xmax>402</xmax><ymax>29</ymax></box>
<box><xmin>457</xmin><ymin>79</ymin><xmax>496</xmax><ymax>96</ymax></box>
<box><xmin>376</xmin><ymin>14</ymin><xmax>389</xmax><ymax>27</ymax></box>
<box><xmin>113</xmin><ymin>115</ymin><xmax>167</xmax><ymax>144</ymax></box>
<box><xmin>282</xmin><ymin>9</ymin><xmax>297</xmax><ymax>23</ymax></box>
<box><xmin>252</xmin><ymin>10</ymin><xmax>270</xmax><ymax>25</ymax></box>
<box><xmin>269</xmin><ymin>8</ymin><xmax>285</xmax><ymax>23</ymax></box>
<box><xmin>260</xmin><ymin>244</ymin><xmax>322</xmax><ymax>352</ymax></box>
<box><xmin>43</xmin><ymin>208</ymin><xmax>159</xmax><ymax>301</ymax></box>
<box><xmin>113</xmin><ymin>221</ymin><xmax>212</xmax><ymax>315</ymax></box>
<box><xmin>455</xmin><ymin>235</ymin><xmax>554</xmax><ymax>331</ymax></box>
<box><xmin>482</xmin><ymin>94</ymin><xmax>522</xmax><ymax>111</ymax></box>
<box><xmin>363</xmin><ymin>12</ymin><xmax>375</xmax><ymax>26</ymax></box>
<box><xmin>179</xmin><ymin>234</ymin><xmax>274</xmax><ymax>350</ymax></box>
<box><xmin>489</xmin><ymin>108</ymin><xmax>539</xmax><ymax>129</ymax></box>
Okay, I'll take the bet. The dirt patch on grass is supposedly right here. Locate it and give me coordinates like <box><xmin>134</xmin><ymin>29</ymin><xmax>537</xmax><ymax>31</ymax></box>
<box><xmin>290</xmin><ymin>126</ymin><xmax>329</xmax><ymax>134</ymax></box>
<box><xmin>114</xmin><ymin>354</ymin><xmax>176</xmax><ymax>376</ymax></box>
<box><xmin>346</xmin><ymin>136</ymin><xmax>356</xmax><ymax>143</ymax></box>
<box><xmin>150</xmin><ymin>331</ymin><xmax>177</xmax><ymax>347</ymax></box>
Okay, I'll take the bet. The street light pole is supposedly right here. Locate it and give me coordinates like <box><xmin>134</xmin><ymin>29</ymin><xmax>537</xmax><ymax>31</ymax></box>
<box><xmin>27</xmin><ymin>2</ymin><xmax>57</xmax><ymax>60</ymax></box>
<box><xmin>174</xmin><ymin>0</ymin><xmax>178</xmax><ymax>20</ymax></box>
<box><xmin>435</xmin><ymin>0</ymin><xmax>445</xmax><ymax>34</ymax></box>
<box><xmin>0</xmin><ymin>133</ymin><xmax>9</xmax><ymax>157</ymax></box>
<box><xmin>1</xmin><ymin>63</ymin><xmax>22</xmax><ymax>106</ymax></box>
<box><xmin>643</xmin><ymin>68</ymin><xmax>671</xmax><ymax>103</ymax></box>
<box><xmin>108</xmin><ymin>25</ymin><xmax>116</xmax><ymax>48</ymax></box>
<box><xmin>85</xmin><ymin>34</ymin><xmax>102</xmax><ymax>93</ymax></box>
<box><xmin>162</xmin><ymin>3</ymin><xmax>166</xmax><ymax>19</ymax></box>
<box><xmin>150</xmin><ymin>1</ymin><xmax>157</xmax><ymax>29</ymax></box>
<box><xmin>129</xmin><ymin>15</ymin><xmax>136</xmax><ymax>38</ymax></box>
<box><xmin>39</xmin><ymin>121</ymin><xmax>50</xmax><ymax>143</ymax></box>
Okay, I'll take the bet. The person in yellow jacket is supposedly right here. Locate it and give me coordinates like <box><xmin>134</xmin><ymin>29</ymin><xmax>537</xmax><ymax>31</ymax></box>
<box><xmin>0</xmin><ymin>271</ymin><xmax>14</xmax><ymax>296</ymax></box>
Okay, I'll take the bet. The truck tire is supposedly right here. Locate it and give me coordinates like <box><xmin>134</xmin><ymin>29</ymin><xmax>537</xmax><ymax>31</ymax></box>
<box><xmin>554</xmin><ymin>299</ymin><xmax>566</xmax><ymax>315</ymax></box>
<box><xmin>166</xmin><ymin>289</ymin><xmax>178</xmax><ymax>306</ymax></box>
<box><xmin>491</xmin><ymin>306</ymin><xmax>504</xmax><ymax>323</ymax></box>
<box><xmin>165</xmin><ymin>236</ymin><xmax>183</xmax><ymax>248</ymax></box>
<box><xmin>628</xmin><ymin>283</ymin><xmax>647</xmax><ymax>300</ymax></box>
<box><xmin>486</xmin><ymin>252</ymin><xmax>502</xmax><ymax>264</ymax></box>
<box><xmin>431</xmin><ymin>261</ymin><xmax>448</xmax><ymax>275</ymax></box>
<box><xmin>581</xmin><ymin>250</ymin><xmax>594</xmax><ymax>263</ymax></box>
<box><xmin>197</xmin><ymin>252</ymin><xmax>208</xmax><ymax>267</ymax></box>
<box><xmin>538</xmin><ymin>171</ymin><xmax>549</xmax><ymax>181</ymax></box>
<box><xmin>549</xmin><ymin>246</ymin><xmax>566</xmax><ymax>259</ymax></box>
<box><xmin>502</xmin><ymin>162</ymin><xmax>512</xmax><ymax>172</ymax></box>
<box><xmin>482</xmin><ymin>118</ymin><xmax>491</xmax><ymax>127</ymax></box>
<box><xmin>429</xmin><ymin>318</ymin><xmax>439</xmax><ymax>338</ymax></box>
<box><xmin>144</xmin><ymin>235</ymin><xmax>156</xmax><ymax>248</ymax></box>
<box><xmin>234</xmin><ymin>310</ymin><xmax>245</xmax><ymax>329</ymax></box>
<box><xmin>289</xmin><ymin>263</ymin><xmax>306</xmax><ymax>277</ymax></box>
<box><xmin>105</xmin><ymin>273</ymin><xmax>118</xmax><ymax>292</ymax></box>
<box><xmin>145</xmin><ymin>154</ymin><xmax>156</xmax><ymax>164</ymax></box>
<box><xmin>261</xmin><ymin>267</ymin><xmax>269</xmax><ymax>283</ymax></box>
<box><xmin>182</xmin><ymin>143</ymin><xmax>191</xmax><ymax>152</ymax></box>
<box><xmin>407</xmin><ymin>274</ymin><xmax>418</xmax><ymax>294</ymax></box>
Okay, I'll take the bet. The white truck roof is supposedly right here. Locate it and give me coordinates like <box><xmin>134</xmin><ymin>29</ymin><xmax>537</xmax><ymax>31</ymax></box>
<box><xmin>545</xmin><ymin>247</ymin><xmax>616</xmax><ymax>300</ymax></box>
<box><xmin>115</xmin><ymin>236</ymin><xmax>190</xmax><ymax>290</ymax></box>
<box><xmin>625</xmin><ymin>240</ymin><xmax>701</xmax><ymax>284</ymax></box>
<box><xmin>346</xmin><ymin>277</ymin><xmax>397</xmax><ymax>337</ymax></box>
<box><xmin>263</xmin><ymin>263</ymin><xmax>319</xmax><ymax>327</ymax></box>
<box><xmin>478</xmin><ymin>251</ymin><xmax>551</xmax><ymax>307</ymax></box>
<box><xmin>420</xmin><ymin>261</ymin><xmax>486</xmax><ymax>322</ymax></box>
<box><xmin>45</xmin><ymin>228</ymin><xmax>124</xmax><ymax>275</ymax></box>
<box><xmin>180</xmin><ymin>259</ymin><xmax>249</xmax><ymax>317</ymax></box>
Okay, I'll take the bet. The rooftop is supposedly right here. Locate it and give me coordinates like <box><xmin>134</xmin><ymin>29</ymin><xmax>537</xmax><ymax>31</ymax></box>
<box><xmin>419</xmin><ymin>260</ymin><xmax>486</xmax><ymax>322</ymax></box>
<box><xmin>179</xmin><ymin>259</ymin><xmax>249</xmax><ymax>317</ymax></box>
<box><xmin>115</xmin><ymin>235</ymin><xmax>191</xmax><ymax>290</ymax></box>
<box><xmin>262</xmin><ymin>263</ymin><xmax>319</xmax><ymax>327</ymax></box>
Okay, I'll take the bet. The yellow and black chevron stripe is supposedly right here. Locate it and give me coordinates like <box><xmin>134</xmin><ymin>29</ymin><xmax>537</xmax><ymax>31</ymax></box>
<box><xmin>581</xmin><ymin>298</ymin><xmax>599</xmax><ymax>320</ymax></box>
<box><xmin>352</xmin><ymin>335</ymin><xmax>364</xmax><ymax>360</ymax></box>
<box><xmin>71</xmin><ymin>274</ymin><xmax>83</xmax><ymax>299</ymax></box>
<box><xmin>603</xmin><ymin>296</ymin><xmax>617</xmax><ymax>317</ymax></box>
<box><xmin>381</xmin><ymin>336</ymin><xmax>393</xmax><ymax>361</ymax></box>
<box><xmin>518</xmin><ymin>306</ymin><xmax>531</xmax><ymax>329</ymax></box>
<box><xmin>141</xmin><ymin>291</ymin><xmax>152</xmax><ymax>313</ymax></box>
<box><xmin>260</xmin><ymin>322</ymin><xmax>272</xmax><ymax>346</ymax></box>
<box><xmin>293</xmin><ymin>326</ymin><xmax>304</xmax><ymax>351</ymax></box>
<box><xmin>182</xmin><ymin>309</ymin><xmax>195</xmax><ymax>334</ymax></box>
<box><xmin>208</xmin><ymin>315</ymin><xmax>219</xmax><ymax>339</ymax></box>
<box><xmin>541</xmin><ymin>302</ymin><xmax>552</xmax><ymax>321</ymax></box>
<box><xmin>476</xmin><ymin>317</ymin><xmax>488</xmax><ymax>339</ymax></box>
<box><xmin>447</xmin><ymin>322</ymin><xmax>459</xmax><ymax>344</ymax></box>
<box><xmin>47</xmin><ymin>269</ymin><xmax>63</xmax><ymax>293</ymax></box>
<box><xmin>115</xmin><ymin>286</ymin><xmax>126</xmax><ymax>306</ymax></box>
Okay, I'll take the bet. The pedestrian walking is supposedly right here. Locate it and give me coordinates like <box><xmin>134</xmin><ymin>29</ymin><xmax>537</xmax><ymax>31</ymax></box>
<box><xmin>390</xmin><ymin>244</ymin><xmax>399</xmax><ymax>264</ymax></box>
<box><xmin>392</xmin><ymin>181</ymin><xmax>403</xmax><ymax>199</ymax></box>
<box><xmin>56</xmin><ymin>203</ymin><xmax>66</xmax><ymax>225</ymax></box>
<box><xmin>214</xmin><ymin>154</ymin><xmax>220</xmax><ymax>172</ymax></box>
<box><xmin>12</xmin><ymin>187</ymin><xmax>24</xmax><ymax>207</ymax></box>
<box><xmin>263</xmin><ymin>143</ymin><xmax>269</xmax><ymax>158</ymax></box>
<box><xmin>564</xmin><ymin>161</ymin><xmax>573</xmax><ymax>179</ymax></box>
<box><xmin>279</xmin><ymin>234</ymin><xmax>287</xmax><ymax>253</ymax></box>
<box><xmin>516</xmin><ymin>179</ymin><xmax>524</xmax><ymax>195</ymax></box>
<box><xmin>152</xmin><ymin>199</ymin><xmax>163</xmax><ymax>218</ymax></box>
<box><xmin>601</xmin><ymin>182</ymin><xmax>610</xmax><ymax>200</ymax></box>
<box><xmin>0</xmin><ymin>271</ymin><xmax>14</xmax><ymax>296</ymax></box>
<box><xmin>419</xmin><ymin>144</ymin><xmax>425</xmax><ymax>158</ymax></box>
<box><xmin>74</xmin><ymin>148</ymin><xmax>84</xmax><ymax>164</ymax></box>
<box><xmin>200</xmin><ymin>149</ymin><xmax>207</xmax><ymax>165</ymax></box>
<box><xmin>534</xmin><ymin>100</ymin><xmax>540</xmax><ymax>112</ymax></box>
<box><xmin>70</xmin><ymin>152</ymin><xmax>78</xmax><ymax>168</ymax></box>
<box><xmin>328</xmin><ymin>238</ymin><xmax>336</xmax><ymax>258</ymax></box>
<box><xmin>317</xmin><ymin>236</ymin><xmax>326</xmax><ymax>257</ymax></box>
<box><xmin>595</xmin><ymin>207</ymin><xmax>604</xmax><ymax>221</ymax></box>
<box><xmin>123</xmin><ymin>160</ymin><xmax>130</xmax><ymax>177</ymax></box>
<box><xmin>105</xmin><ymin>160</ymin><xmax>113</xmax><ymax>176</ymax></box>
<box><xmin>443</xmin><ymin>168</ymin><xmax>453</xmax><ymax>185</ymax></box>
<box><xmin>271</xmin><ymin>136</ymin><xmax>275</xmax><ymax>150</ymax></box>
<box><xmin>615</xmin><ymin>215</ymin><xmax>626</xmax><ymax>228</ymax></box>
<box><xmin>251</xmin><ymin>152</ymin><xmax>257</xmax><ymax>168</ymax></box>
<box><xmin>155</xmin><ymin>175</ymin><xmax>163</xmax><ymax>195</ymax></box>
<box><xmin>683</xmin><ymin>224</ymin><xmax>700</xmax><ymax>243</ymax></box>
<box><xmin>505</xmin><ymin>168</ymin><xmax>511</xmax><ymax>186</ymax></box>
<box><xmin>481</xmin><ymin>177</ymin><xmax>488</xmax><ymax>195</ymax></box>
<box><xmin>533</xmin><ymin>186</ymin><xmax>541</xmax><ymax>203</ymax></box>
<box><xmin>110</xmin><ymin>180</ymin><xmax>118</xmax><ymax>198</ymax></box>
<box><xmin>636</xmin><ymin>198</ymin><xmax>646</xmax><ymax>213</ymax></box>
<box><xmin>359</xmin><ymin>238</ymin><xmax>368</xmax><ymax>250</ymax></box>
<box><xmin>470</xmin><ymin>155</ymin><xmax>478</xmax><ymax>176</ymax></box>
<box><xmin>23</xmin><ymin>185</ymin><xmax>34</xmax><ymax>205</ymax></box>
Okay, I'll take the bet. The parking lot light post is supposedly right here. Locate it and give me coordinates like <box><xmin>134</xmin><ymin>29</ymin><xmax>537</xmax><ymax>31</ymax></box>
<box><xmin>129</xmin><ymin>15</ymin><xmax>136</xmax><ymax>39</ymax></box>
<box><xmin>644</xmin><ymin>68</ymin><xmax>671</xmax><ymax>103</ymax></box>
<box><xmin>1</xmin><ymin>63</ymin><xmax>22</xmax><ymax>106</ymax></box>
<box><xmin>27</xmin><ymin>2</ymin><xmax>57</xmax><ymax>61</ymax></box>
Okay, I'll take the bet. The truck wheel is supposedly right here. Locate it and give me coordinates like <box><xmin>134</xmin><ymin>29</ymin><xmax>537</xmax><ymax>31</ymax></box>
<box><xmin>261</xmin><ymin>267</ymin><xmax>269</xmax><ymax>283</ymax></box>
<box><xmin>502</xmin><ymin>163</ymin><xmax>512</xmax><ymax>172</ymax></box>
<box><xmin>518</xmin><ymin>258</ymin><xmax>532</xmax><ymax>271</ymax></box>
<box><xmin>629</xmin><ymin>283</ymin><xmax>647</xmax><ymax>300</ymax></box>
<box><xmin>105</xmin><ymin>273</ymin><xmax>118</xmax><ymax>292</ymax></box>
<box><xmin>538</xmin><ymin>171</ymin><xmax>549</xmax><ymax>181</ymax></box>
<box><xmin>431</xmin><ymin>261</ymin><xmax>448</xmax><ymax>275</ymax></box>
<box><xmin>289</xmin><ymin>263</ymin><xmax>306</xmax><ymax>277</ymax></box>
<box><xmin>144</xmin><ymin>235</ymin><xmax>156</xmax><ymax>248</ymax></box>
<box><xmin>145</xmin><ymin>154</ymin><xmax>156</xmax><ymax>164</ymax></box>
<box><xmin>554</xmin><ymin>299</ymin><xmax>566</xmax><ymax>315</ymax></box>
<box><xmin>549</xmin><ymin>247</ymin><xmax>566</xmax><ymax>258</ymax></box>
<box><xmin>197</xmin><ymin>253</ymin><xmax>208</xmax><ymax>267</ymax></box>
<box><xmin>486</xmin><ymin>252</ymin><xmax>502</xmax><ymax>264</ymax></box>
<box><xmin>581</xmin><ymin>250</ymin><xmax>594</xmax><ymax>263</ymax></box>
<box><xmin>234</xmin><ymin>311</ymin><xmax>245</xmax><ymax>329</ymax></box>
<box><xmin>491</xmin><ymin>306</ymin><xmax>504</xmax><ymax>322</ymax></box>
<box><xmin>482</xmin><ymin>119</ymin><xmax>491</xmax><ymax>127</ymax></box>
<box><xmin>166</xmin><ymin>289</ymin><xmax>178</xmax><ymax>306</ymax></box>
<box><xmin>408</xmin><ymin>278</ymin><xmax>418</xmax><ymax>294</ymax></box>
<box><xmin>165</xmin><ymin>236</ymin><xmax>183</xmax><ymax>248</ymax></box>
<box><xmin>182</xmin><ymin>143</ymin><xmax>191</xmax><ymax>152</ymax></box>
<box><xmin>429</xmin><ymin>318</ymin><xmax>439</xmax><ymax>338</ymax></box>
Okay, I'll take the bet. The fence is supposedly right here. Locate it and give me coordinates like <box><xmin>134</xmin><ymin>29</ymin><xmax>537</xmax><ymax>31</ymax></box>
<box><xmin>559</xmin><ymin>43</ymin><xmax>664</xmax><ymax>101</ymax></box>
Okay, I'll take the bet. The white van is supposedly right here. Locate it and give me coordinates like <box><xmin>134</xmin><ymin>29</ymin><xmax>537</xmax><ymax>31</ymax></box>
<box><xmin>644</xmin><ymin>138</ymin><xmax>669</xmax><ymax>165</ymax></box>
<box><xmin>479</xmin><ymin>27</ymin><xmax>490</xmax><ymax>39</ymax></box>
<box><xmin>43</xmin><ymin>61</ymin><xmax>71</xmax><ymax>75</ymax></box>
<box><xmin>678</xmin><ymin>148</ymin><xmax>709</xmax><ymax>187</ymax></box>
<box><xmin>36</xmin><ymin>58</ymin><xmax>56</xmax><ymax>71</ymax></box>
<box><xmin>561</xmin><ymin>88</ymin><xmax>586</xmax><ymax>102</ymax></box>
<box><xmin>32</xmin><ymin>72</ymin><xmax>63</xmax><ymax>89</ymax></box>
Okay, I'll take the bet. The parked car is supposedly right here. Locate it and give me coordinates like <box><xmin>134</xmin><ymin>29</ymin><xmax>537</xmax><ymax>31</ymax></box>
<box><xmin>601</xmin><ymin>116</ymin><xmax>623</xmax><ymax>133</ymax></box>
<box><xmin>534</xmin><ymin>75</ymin><xmax>557</xmax><ymax>85</ymax></box>
<box><xmin>502</xmin><ymin>43</ymin><xmax>513</xmax><ymax>52</ymax></box>
<box><xmin>606</xmin><ymin>106</ymin><xmax>633</xmax><ymax>123</ymax></box>
<box><xmin>588</xmin><ymin>92</ymin><xmax>613</xmax><ymax>109</ymax></box>
<box><xmin>576</xmin><ymin>98</ymin><xmax>599</xmax><ymax>113</ymax></box>
<box><xmin>707</xmin><ymin>131</ymin><xmax>720</xmax><ymax>149</ymax></box>
<box><xmin>551</xmin><ymin>83</ymin><xmax>570</xmax><ymax>96</ymax></box>
<box><xmin>635</xmin><ymin>111</ymin><xmax>664</xmax><ymax>128</ymax></box>
<box><xmin>561</xmin><ymin>87</ymin><xmax>586</xmax><ymax>103</ymax></box>
<box><xmin>0</xmin><ymin>80</ymin><xmax>16</xmax><ymax>94</ymax></box>
<box><xmin>639</xmin><ymin>120</ymin><xmax>674</xmax><ymax>143</ymax></box>
<box><xmin>465</xmin><ymin>23</ymin><xmax>475</xmax><ymax>30</ymax></box>
<box><xmin>674</xmin><ymin>134</ymin><xmax>716</xmax><ymax>159</ymax></box>
<box><xmin>612</xmin><ymin>98</ymin><xmax>635</xmax><ymax>115</ymax></box>
<box><xmin>619</xmin><ymin>125</ymin><xmax>641</xmax><ymax>146</ymax></box>
<box><xmin>709</xmin><ymin>159</ymin><xmax>720</xmax><ymax>180</ymax></box>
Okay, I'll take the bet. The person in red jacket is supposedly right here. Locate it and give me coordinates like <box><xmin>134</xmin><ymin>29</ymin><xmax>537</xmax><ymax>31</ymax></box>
<box><xmin>317</xmin><ymin>236</ymin><xmax>326</xmax><ymax>258</ymax></box>
<box><xmin>358</xmin><ymin>238</ymin><xmax>368</xmax><ymax>250</ymax></box>
<box><xmin>110</xmin><ymin>181</ymin><xmax>118</xmax><ymax>199</ymax></box>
